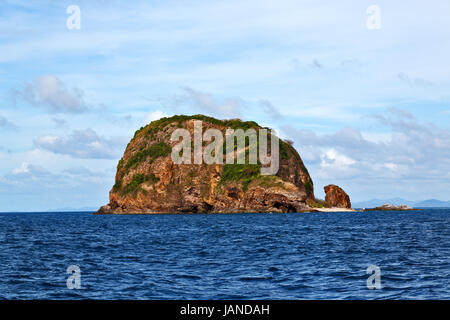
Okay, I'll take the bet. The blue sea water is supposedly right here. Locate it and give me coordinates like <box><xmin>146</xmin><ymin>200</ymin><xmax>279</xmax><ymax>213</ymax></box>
<box><xmin>0</xmin><ymin>209</ymin><xmax>448</xmax><ymax>300</ymax></box>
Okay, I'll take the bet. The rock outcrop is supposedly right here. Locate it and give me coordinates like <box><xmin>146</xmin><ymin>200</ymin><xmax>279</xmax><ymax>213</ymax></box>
<box><xmin>362</xmin><ymin>204</ymin><xmax>416</xmax><ymax>211</ymax></box>
<box><xmin>324</xmin><ymin>184</ymin><xmax>351</xmax><ymax>209</ymax></box>
<box><xmin>97</xmin><ymin>115</ymin><xmax>315</xmax><ymax>214</ymax></box>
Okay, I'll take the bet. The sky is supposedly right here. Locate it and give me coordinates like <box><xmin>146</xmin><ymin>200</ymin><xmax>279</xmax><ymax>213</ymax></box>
<box><xmin>1</xmin><ymin>0</ymin><xmax>450</xmax><ymax>211</ymax></box>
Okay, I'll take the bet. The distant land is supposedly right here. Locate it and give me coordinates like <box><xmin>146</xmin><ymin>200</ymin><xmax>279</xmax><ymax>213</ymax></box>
<box><xmin>0</xmin><ymin>207</ymin><xmax>98</xmax><ymax>213</ymax></box>
<box><xmin>46</xmin><ymin>206</ymin><xmax>98</xmax><ymax>212</ymax></box>
<box><xmin>353</xmin><ymin>198</ymin><xmax>450</xmax><ymax>208</ymax></box>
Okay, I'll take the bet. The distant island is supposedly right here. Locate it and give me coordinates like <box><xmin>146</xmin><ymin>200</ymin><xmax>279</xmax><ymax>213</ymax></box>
<box><xmin>96</xmin><ymin>115</ymin><xmax>354</xmax><ymax>214</ymax></box>
<box><xmin>353</xmin><ymin>198</ymin><xmax>450</xmax><ymax>208</ymax></box>
<box><xmin>361</xmin><ymin>204</ymin><xmax>416</xmax><ymax>212</ymax></box>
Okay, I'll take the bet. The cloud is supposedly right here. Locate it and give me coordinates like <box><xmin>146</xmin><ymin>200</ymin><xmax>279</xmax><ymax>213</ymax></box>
<box><xmin>260</xmin><ymin>99</ymin><xmax>283</xmax><ymax>120</ymax></box>
<box><xmin>33</xmin><ymin>129</ymin><xmax>126</xmax><ymax>159</ymax></box>
<box><xmin>96</xmin><ymin>103</ymin><xmax>134</xmax><ymax>126</ymax></box>
<box><xmin>145</xmin><ymin>110</ymin><xmax>168</xmax><ymax>124</ymax></box>
<box><xmin>61</xmin><ymin>167</ymin><xmax>109</xmax><ymax>184</ymax></box>
<box><xmin>14</xmin><ymin>75</ymin><xmax>88</xmax><ymax>113</ymax></box>
<box><xmin>62</xmin><ymin>167</ymin><xmax>106</xmax><ymax>177</ymax></box>
<box><xmin>51</xmin><ymin>117</ymin><xmax>68</xmax><ymax>128</ymax></box>
<box><xmin>0</xmin><ymin>116</ymin><xmax>17</xmax><ymax>130</ymax></box>
<box><xmin>283</xmin><ymin>108</ymin><xmax>450</xmax><ymax>185</ymax></box>
<box><xmin>6</xmin><ymin>163</ymin><xmax>59</xmax><ymax>185</ymax></box>
<box><xmin>101</xmin><ymin>113</ymin><xmax>133</xmax><ymax>127</ymax></box>
<box><xmin>398</xmin><ymin>72</ymin><xmax>434</xmax><ymax>87</ymax></box>
<box><xmin>385</xmin><ymin>107</ymin><xmax>414</xmax><ymax>120</ymax></box>
<box><xmin>164</xmin><ymin>87</ymin><xmax>242</xmax><ymax>119</ymax></box>
<box><xmin>12</xmin><ymin>162</ymin><xmax>30</xmax><ymax>174</ymax></box>
<box><xmin>320</xmin><ymin>149</ymin><xmax>356</xmax><ymax>169</ymax></box>
<box><xmin>6</xmin><ymin>163</ymin><xmax>109</xmax><ymax>186</ymax></box>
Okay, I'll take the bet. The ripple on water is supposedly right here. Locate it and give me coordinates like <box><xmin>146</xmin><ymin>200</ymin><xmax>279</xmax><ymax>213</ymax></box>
<box><xmin>0</xmin><ymin>210</ymin><xmax>448</xmax><ymax>299</ymax></box>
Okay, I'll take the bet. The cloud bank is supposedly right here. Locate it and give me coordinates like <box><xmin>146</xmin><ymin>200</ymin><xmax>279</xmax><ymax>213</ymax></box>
<box><xmin>34</xmin><ymin>129</ymin><xmax>126</xmax><ymax>159</ymax></box>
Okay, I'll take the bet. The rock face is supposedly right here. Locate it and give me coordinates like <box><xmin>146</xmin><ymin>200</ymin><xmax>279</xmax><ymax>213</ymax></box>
<box><xmin>324</xmin><ymin>184</ymin><xmax>351</xmax><ymax>209</ymax></box>
<box><xmin>97</xmin><ymin>115</ymin><xmax>315</xmax><ymax>214</ymax></box>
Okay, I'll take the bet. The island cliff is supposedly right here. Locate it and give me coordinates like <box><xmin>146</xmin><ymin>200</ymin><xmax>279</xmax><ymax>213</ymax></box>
<box><xmin>97</xmin><ymin>115</ymin><xmax>318</xmax><ymax>214</ymax></box>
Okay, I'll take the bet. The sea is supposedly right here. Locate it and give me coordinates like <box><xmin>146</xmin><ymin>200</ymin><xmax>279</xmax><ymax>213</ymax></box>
<box><xmin>0</xmin><ymin>208</ymin><xmax>448</xmax><ymax>300</ymax></box>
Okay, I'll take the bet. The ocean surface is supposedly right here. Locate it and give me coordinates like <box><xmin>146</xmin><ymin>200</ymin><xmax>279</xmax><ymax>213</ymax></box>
<box><xmin>0</xmin><ymin>209</ymin><xmax>448</xmax><ymax>300</ymax></box>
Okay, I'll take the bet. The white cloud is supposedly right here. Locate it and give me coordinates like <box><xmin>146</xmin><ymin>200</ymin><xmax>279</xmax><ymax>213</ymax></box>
<box><xmin>383</xmin><ymin>163</ymin><xmax>398</xmax><ymax>171</ymax></box>
<box><xmin>12</xmin><ymin>162</ymin><xmax>30</xmax><ymax>174</ymax></box>
<box><xmin>145</xmin><ymin>110</ymin><xmax>168</xmax><ymax>124</ymax></box>
<box><xmin>36</xmin><ymin>135</ymin><xmax>59</xmax><ymax>145</ymax></box>
<box><xmin>320</xmin><ymin>149</ymin><xmax>355</xmax><ymax>168</ymax></box>
<box><xmin>284</xmin><ymin>108</ymin><xmax>450</xmax><ymax>186</ymax></box>
<box><xmin>14</xmin><ymin>75</ymin><xmax>87</xmax><ymax>113</ymax></box>
<box><xmin>34</xmin><ymin>129</ymin><xmax>127</xmax><ymax>159</ymax></box>
<box><xmin>181</xmin><ymin>87</ymin><xmax>242</xmax><ymax>118</ymax></box>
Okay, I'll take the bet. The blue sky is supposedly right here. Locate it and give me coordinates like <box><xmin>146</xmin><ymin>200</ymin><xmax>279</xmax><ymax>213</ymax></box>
<box><xmin>1</xmin><ymin>0</ymin><xmax>450</xmax><ymax>211</ymax></box>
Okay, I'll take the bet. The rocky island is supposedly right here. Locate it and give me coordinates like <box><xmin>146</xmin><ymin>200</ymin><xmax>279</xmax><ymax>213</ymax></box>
<box><xmin>97</xmin><ymin>115</ymin><xmax>351</xmax><ymax>214</ymax></box>
<box><xmin>361</xmin><ymin>204</ymin><xmax>416</xmax><ymax>211</ymax></box>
